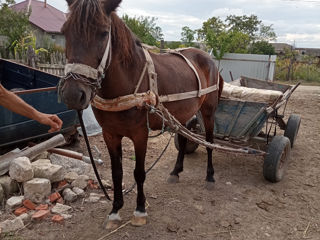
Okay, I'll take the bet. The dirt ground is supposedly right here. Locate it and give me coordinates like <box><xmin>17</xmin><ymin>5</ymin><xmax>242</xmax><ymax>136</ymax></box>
<box><xmin>4</xmin><ymin>85</ymin><xmax>320</xmax><ymax>240</ymax></box>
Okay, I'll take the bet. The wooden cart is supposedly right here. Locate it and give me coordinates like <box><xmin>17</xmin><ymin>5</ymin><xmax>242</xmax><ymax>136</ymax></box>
<box><xmin>174</xmin><ymin>76</ymin><xmax>301</xmax><ymax>183</ymax></box>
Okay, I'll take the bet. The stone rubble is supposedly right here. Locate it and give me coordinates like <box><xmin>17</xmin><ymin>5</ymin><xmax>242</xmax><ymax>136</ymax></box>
<box><xmin>85</xmin><ymin>193</ymin><xmax>104</xmax><ymax>203</ymax></box>
<box><xmin>71</xmin><ymin>175</ymin><xmax>90</xmax><ymax>190</ymax></box>
<box><xmin>50</xmin><ymin>154</ymin><xmax>94</xmax><ymax>177</ymax></box>
<box><xmin>0</xmin><ymin>175</ymin><xmax>19</xmax><ymax>197</ymax></box>
<box><xmin>0</xmin><ymin>218</ymin><xmax>24</xmax><ymax>233</ymax></box>
<box><xmin>0</xmin><ymin>151</ymin><xmax>115</xmax><ymax>233</ymax></box>
<box><xmin>51</xmin><ymin>203</ymin><xmax>72</xmax><ymax>215</ymax></box>
<box><xmin>62</xmin><ymin>188</ymin><xmax>77</xmax><ymax>202</ymax></box>
<box><xmin>72</xmin><ymin>187</ymin><xmax>85</xmax><ymax>198</ymax></box>
<box><xmin>6</xmin><ymin>196</ymin><xmax>24</xmax><ymax>209</ymax></box>
<box><xmin>24</xmin><ymin>178</ymin><xmax>51</xmax><ymax>203</ymax></box>
<box><xmin>9</xmin><ymin>157</ymin><xmax>34</xmax><ymax>182</ymax></box>
<box><xmin>32</xmin><ymin>160</ymin><xmax>64</xmax><ymax>183</ymax></box>
<box><xmin>64</xmin><ymin>171</ymin><xmax>79</xmax><ymax>183</ymax></box>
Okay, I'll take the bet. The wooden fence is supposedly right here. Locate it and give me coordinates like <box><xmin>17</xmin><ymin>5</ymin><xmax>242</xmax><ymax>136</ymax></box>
<box><xmin>0</xmin><ymin>47</ymin><xmax>66</xmax><ymax>76</ymax></box>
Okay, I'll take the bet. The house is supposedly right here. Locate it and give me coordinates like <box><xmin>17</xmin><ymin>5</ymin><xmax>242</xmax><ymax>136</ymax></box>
<box><xmin>12</xmin><ymin>0</ymin><xmax>66</xmax><ymax>48</ymax></box>
<box><xmin>271</xmin><ymin>43</ymin><xmax>294</xmax><ymax>55</ymax></box>
<box><xmin>295</xmin><ymin>48</ymin><xmax>320</xmax><ymax>58</ymax></box>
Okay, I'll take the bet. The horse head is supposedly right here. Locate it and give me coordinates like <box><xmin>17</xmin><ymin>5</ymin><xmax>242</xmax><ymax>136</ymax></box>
<box><xmin>60</xmin><ymin>0</ymin><xmax>122</xmax><ymax>110</ymax></box>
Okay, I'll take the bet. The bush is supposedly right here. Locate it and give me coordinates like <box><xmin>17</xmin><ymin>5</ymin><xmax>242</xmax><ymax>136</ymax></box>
<box><xmin>275</xmin><ymin>58</ymin><xmax>320</xmax><ymax>83</ymax></box>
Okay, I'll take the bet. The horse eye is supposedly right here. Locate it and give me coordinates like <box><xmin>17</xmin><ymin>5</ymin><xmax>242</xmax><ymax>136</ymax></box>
<box><xmin>101</xmin><ymin>31</ymin><xmax>109</xmax><ymax>37</ymax></box>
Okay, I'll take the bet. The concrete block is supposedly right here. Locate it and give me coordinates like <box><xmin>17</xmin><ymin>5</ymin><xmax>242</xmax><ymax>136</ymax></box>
<box><xmin>23</xmin><ymin>178</ymin><xmax>51</xmax><ymax>203</ymax></box>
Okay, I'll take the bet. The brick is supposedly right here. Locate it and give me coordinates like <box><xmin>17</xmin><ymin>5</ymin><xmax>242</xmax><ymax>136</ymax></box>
<box><xmin>35</xmin><ymin>204</ymin><xmax>48</xmax><ymax>211</ymax></box>
<box><xmin>32</xmin><ymin>210</ymin><xmax>50</xmax><ymax>220</ymax></box>
<box><xmin>14</xmin><ymin>207</ymin><xmax>28</xmax><ymax>216</ymax></box>
<box><xmin>58</xmin><ymin>180</ymin><xmax>68</xmax><ymax>189</ymax></box>
<box><xmin>56</xmin><ymin>197</ymin><xmax>64</xmax><ymax>204</ymax></box>
<box><xmin>49</xmin><ymin>192</ymin><xmax>61</xmax><ymax>203</ymax></box>
<box><xmin>88</xmin><ymin>180</ymin><xmax>98</xmax><ymax>189</ymax></box>
<box><xmin>52</xmin><ymin>215</ymin><xmax>64</xmax><ymax>224</ymax></box>
<box><xmin>23</xmin><ymin>199</ymin><xmax>36</xmax><ymax>210</ymax></box>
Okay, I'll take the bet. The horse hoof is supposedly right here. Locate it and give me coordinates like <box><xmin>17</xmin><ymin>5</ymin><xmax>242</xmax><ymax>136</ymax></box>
<box><xmin>131</xmin><ymin>211</ymin><xmax>147</xmax><ymax>227</ymax></box>
<box><xmin>205</xmin><ymin>181</ymin><xmax>215</xmax><ymax>191</ymax></box>
<box><xmin>167</xmin><ymin>175</ymin><xmax>179</xmax><ymax>184</ymax></box>
<box><xmin>104</xmin><ymin>213</ymin><xmax>121</xmax><ymax>230</ymax></box>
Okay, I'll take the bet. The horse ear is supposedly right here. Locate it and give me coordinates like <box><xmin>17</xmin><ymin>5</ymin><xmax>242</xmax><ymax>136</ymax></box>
<box><xmin>103</xmin><ymin>0</ymin><xmax>122</xmax><ymax>15</ymax></box>
<box><xmin>66</xmin><ymin>0</ymin><xmax>74</xmax><ymax>6</ymax></box>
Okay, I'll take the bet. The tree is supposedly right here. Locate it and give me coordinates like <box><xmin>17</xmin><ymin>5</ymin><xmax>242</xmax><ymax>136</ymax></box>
<box><xmin>197</xmin><ymin>17</ymin><xmax>225</xmax><ymax>42</ymax></box>
<box><xmin>122</xmin><ymin>14</ymin><xmax>163</xmax><ymax>47</ymax></box>
<box><xmin>226</xmin><ymin>15</ymin><xmax>261</xmax><ymax>41</ymax></box>
<box><xmin>197</xmin><ymin>14</ymin><xmax>277</xmax><ymax>57</ymax></box>
<box><xmin>250</xmin><ymin>41</ymin><xmax>275</xmax><ymax>55</ymax></box>
<box><xmin>226</xmin><ymin>14</ymin><xmax>276</xmax><ymax>43</ymax></box>
<box><xmin>0</xmin><ymin>0</ymin><xmax>30</xmax><ymax>48</ymax></box>
<box><xmin>197</xmin><ymin>17</ymin><xmax>251</xmax><ymax>59</ymax></box>
<box><xmin>259</xmin><ymin>24</ymin><xmax>277</xmax><ymax>42</ymax></box>
<box><xmin>181</xmin><ymin>26</ymin><xmax>196</xmax><ymax>47</ymax></box>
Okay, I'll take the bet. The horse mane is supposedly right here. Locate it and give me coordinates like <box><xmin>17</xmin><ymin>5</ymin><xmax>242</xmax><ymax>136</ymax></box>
<box><xmin>64</xmin><ymin>0</ymin><xmax>140</xmax><ymax>65</ymax></box>
<box><xmin>65</xmin><ymin>0</ymin><xmax>108</xmax><ymax>43</ymax></box>
<box><xmin>110</xmin><ymin>13</ymin><xmax>141</xmax><ymax>65</ymax></box>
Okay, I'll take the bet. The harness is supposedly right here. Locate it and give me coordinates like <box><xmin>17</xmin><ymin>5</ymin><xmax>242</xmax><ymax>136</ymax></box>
<box><xmin>60</xmin><ymin>28</ymin><xmax>219</xmax><ymax>112</ymax></box>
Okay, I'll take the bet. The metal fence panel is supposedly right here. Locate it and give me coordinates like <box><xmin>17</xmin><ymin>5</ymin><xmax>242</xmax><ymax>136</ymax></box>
<box><xmin>212</xmin><ymin>53</ymin><xmax>277</xmax><ymax>82</ymax></box>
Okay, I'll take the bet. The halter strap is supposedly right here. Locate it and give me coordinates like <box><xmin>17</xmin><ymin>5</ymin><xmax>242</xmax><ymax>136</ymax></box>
<box><xmin>64</xmin><ymin>28</ymin><xmax>112</xmax><ymax>83</ymax></box>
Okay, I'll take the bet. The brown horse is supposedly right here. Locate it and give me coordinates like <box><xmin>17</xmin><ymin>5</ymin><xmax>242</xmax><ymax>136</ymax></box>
<box><xmin>60</xmin><ymin>0</ymin><xmax>223</xmax><ymax>229</ymax></box>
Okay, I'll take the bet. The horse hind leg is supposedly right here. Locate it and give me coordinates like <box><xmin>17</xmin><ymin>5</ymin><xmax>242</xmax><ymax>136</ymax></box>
<box><xmin>200</xmin><ymin>104</ymin><xmax>216</xmax><ymax>191</ymax></box>
<box><xmin>168</xmin><ymin>129</ymin><xmax>188</xmax><ymax>184</ymax></box>
<box><xmin>102</xmin><ymin>133</ymin><xmax>124</xmax><ymax>230</ymax></box>
<box><xmin>131</xmin><ymin>131</ymin><xmax>148</xmax><ymax>226</ymax></box>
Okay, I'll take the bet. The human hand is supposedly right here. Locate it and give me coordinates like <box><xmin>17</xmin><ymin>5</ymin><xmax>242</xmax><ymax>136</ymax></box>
<box><xmin>37</xmin><ymin>113</ymin><xmax>63</xmax><ymax>133</ymax></box>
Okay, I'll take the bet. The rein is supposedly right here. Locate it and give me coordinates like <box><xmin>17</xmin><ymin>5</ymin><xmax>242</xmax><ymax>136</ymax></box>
<box><xmin>77</xmin><ymin>110</ymin><xmax>111</xmax><ymax>201</ymax></box>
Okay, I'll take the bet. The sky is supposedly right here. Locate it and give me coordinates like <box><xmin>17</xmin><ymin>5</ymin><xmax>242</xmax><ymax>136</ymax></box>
<box><xmin>16</xmin><ymin>0</ymin><xmax>320</xmax><ymax>48</ymax></box>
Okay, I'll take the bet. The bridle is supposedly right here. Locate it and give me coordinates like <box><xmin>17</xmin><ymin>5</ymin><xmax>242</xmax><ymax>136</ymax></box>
<box><xmin>58</xmin><ymin>28</ymin><xmax>112</xmax><ymax>99</ymax></box>
<box><xmin>57</xmin><ymin>27</ymin><xmax>113</xmax><ymax>201</ymax></box>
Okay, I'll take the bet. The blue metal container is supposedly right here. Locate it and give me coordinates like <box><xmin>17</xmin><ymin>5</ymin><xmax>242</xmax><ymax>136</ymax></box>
<box><xmin>0</xmin><ymin>59</ymin><xmax>77</xmax><ymax>148</ymax></box>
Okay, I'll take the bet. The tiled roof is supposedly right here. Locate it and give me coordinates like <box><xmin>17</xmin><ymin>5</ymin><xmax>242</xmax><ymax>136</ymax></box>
<box><xmin>12</xmin><ymin>0</ymin><xmax>66</xmax><ymax>33</ymax></box>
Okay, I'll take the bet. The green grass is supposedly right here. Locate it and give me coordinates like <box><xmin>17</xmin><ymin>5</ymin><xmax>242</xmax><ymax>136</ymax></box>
<box><xmin>275</xmin><ymin>59</ymin><xmax>320</xmax><ymax>85</ymax></box>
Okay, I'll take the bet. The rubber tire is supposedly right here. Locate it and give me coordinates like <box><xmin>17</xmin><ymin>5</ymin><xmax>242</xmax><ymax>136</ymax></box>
<box><xmin>263</xmin><ymin>136</ymin><xmax>291</xmax><ymax>183</ymax></box>
<box><xmin>174</xmin><ymin>117</ymin><xmax>200</xmax><ymax>154</ymax></box>
<box><xmin>284</xmin><ymin>114</ymin><xmax>301</xmax><ymax>148</ymax></box>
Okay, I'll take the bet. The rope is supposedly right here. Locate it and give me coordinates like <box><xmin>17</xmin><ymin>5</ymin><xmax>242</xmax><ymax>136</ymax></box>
<box><xmin>145</xmin><ymin>103</ymin><xmax>266</xmax><ymax>156</ymax></box>
<box><xmin>124</xmin><ymin>133</ymin><xmax>173</xmax><ymax>195</ymax></box>
<box><xmin>146</xmin><ymin>107</ymin><xmax>166</xmax><ymax>138</ymax></box>
<box><xmin>77</xmin><ymin>111</ymin><xmax>111</xmax><ymax>201</ymax></box>
<box><xmin>77</xmin><ymin>108</ymin><xmax>173</xmax><ymax>199</ymax></box>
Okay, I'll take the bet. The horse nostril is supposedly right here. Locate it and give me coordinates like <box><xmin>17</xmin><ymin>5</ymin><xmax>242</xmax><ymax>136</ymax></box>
<box><xmin>80</xmin><ymin>90</ymin><xmax>86</xmax><ymax>104</ymax></box>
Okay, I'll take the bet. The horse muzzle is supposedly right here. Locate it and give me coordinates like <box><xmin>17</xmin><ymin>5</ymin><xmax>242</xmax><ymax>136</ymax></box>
<box><xmin>58</xmin><ymin>76</ymin><xmax>93</xmax><ymax>110</ymax></box>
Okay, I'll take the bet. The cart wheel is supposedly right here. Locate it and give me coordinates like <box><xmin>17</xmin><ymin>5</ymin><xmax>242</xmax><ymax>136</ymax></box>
<box><xmin>263</xmin><ymin>136</ymin><xmax>291</xmax><ymax>183</ymax></box>
<box><xmin>284</xmin><ymin>114</ymin><xmax>301</xmax><ymax>148</ymax></box>
<box><xmin>174</xmin><ymin>117</ymin><xmax>200</xmax><ymax>154</ymax></box>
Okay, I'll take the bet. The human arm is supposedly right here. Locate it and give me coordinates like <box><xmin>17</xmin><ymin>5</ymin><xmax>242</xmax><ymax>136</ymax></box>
<box><xmin>0</xmin><ymin>84</ymin><xmax>63</xmax><ymax>132</ymax></box>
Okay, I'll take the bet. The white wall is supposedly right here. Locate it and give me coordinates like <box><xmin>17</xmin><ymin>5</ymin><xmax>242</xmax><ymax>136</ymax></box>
<box><xmin>212</xmin><ymin>53</ymin><xmax>277</xmax><ymax>82</ymax></box>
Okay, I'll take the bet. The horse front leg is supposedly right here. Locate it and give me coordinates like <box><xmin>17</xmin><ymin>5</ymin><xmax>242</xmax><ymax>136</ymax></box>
<box><xmin>103</xmin><ymin>132</ymin><xmax>124</xmax><ymax>230</ymax></box>
<box><xmin>131</xmin><ymin>130</ymin><xmax>148</xmax><ymax>226</ymax></box>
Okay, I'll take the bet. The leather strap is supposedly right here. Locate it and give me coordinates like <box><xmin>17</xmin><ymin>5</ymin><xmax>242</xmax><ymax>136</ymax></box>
<box><xmin>92</xmin><ymin>91</ymin><xmax>157</xmax><ymax>112</ymax></box>
<box><xmin>143</xmin><ymin>48</ymin><xmax>158</xmax><ymax>95</ymax></box>
<box><xmin>168</xmin><ymin>50</ymin><xmax>202</xmax><ymax>97</ymax></box>
<box><xmin>159</xmin><ymin>85</ymin><xmax>218</xmax><ymax>103</ymax></box>
<box><xmin>92</xmin><ymin>47</ymin><xmax>219</xmax><ymax>112</ymax></box>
